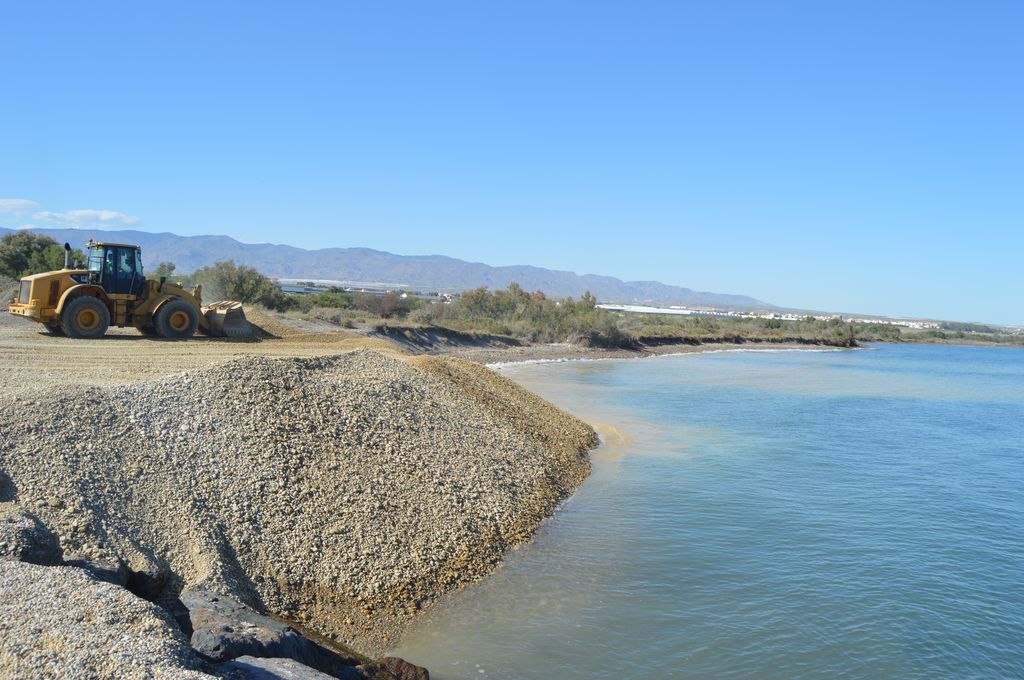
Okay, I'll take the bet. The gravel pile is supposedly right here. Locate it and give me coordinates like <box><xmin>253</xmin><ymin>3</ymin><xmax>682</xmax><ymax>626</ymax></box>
<box><xmin>0</xmin><ymin>349</ymin><xmax>596</xmax><ymax>654</ymax></box>
<box><xmin>0</xmin><ymin>560</ymin><xmax>215</xmax><ymax>679</ymax></box>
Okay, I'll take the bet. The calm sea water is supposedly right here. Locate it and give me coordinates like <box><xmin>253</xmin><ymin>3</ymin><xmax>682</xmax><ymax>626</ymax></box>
<box><xmin>395</xmin><ymin>344</ymin><xmax>1024</xmax><ymax>679</ymax></box>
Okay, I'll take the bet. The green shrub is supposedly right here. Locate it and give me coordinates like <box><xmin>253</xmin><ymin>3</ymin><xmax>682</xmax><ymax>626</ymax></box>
<box><xmin>0</xmin><ymin>232</ymin><xmax>86</xmax><ymax>278</ymax></box>
<box><xmin>192</xmin><ymin>260</ymin><xmax>295</xmax><ymax>311</ymax></box>
<box><xmin>431</xmin><ymin>284</ymin><xmax>633</xmax><ymax>348</ymax></box>
<box><xmin>1</xmin><ymin>274</ymin><xmax>18</xmax><ymax>306</ymax></box>
<box><xmin>351</xmin><ymin>292</ymin><xmax>418</xmax><ymax>319</ymax></box>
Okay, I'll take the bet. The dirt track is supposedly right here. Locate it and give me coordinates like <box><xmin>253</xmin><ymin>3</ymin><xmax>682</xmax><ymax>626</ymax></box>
<box><xmin>0</xmin><ymin>308</ymin><xmax>400</xmax><ymax>399</ymax></box>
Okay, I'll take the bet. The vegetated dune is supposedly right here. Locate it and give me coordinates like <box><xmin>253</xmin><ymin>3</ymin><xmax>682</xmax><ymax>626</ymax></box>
<box><xmin>0</xmin><ymin>349</ymin><xmax>597</xmax><ymax>655</ymax></box>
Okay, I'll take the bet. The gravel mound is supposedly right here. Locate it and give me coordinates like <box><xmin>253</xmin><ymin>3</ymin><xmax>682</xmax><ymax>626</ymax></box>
<box><xmin>0</xmin><ymin>561</ymin><xmax>214</xmax><ymax>679</ymax></box>
<box><xmin>0</xmin><ymin>349</ymin><xmax>596</xmax><ymax>654</ymax></box>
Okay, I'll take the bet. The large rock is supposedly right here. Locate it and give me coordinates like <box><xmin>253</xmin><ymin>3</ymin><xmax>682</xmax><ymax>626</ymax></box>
<box><xmin>338</xmin><ymin>657</ymin><xmax>431</xmax><ymax>680</ymax></box>
<box><xmin>0</xmin><ymin>560</ymin><xmax>213</xmax><ymax>679</ymax></box>
<box><xmin>0</xmin><ymin>508</ymin><xmax>62</xmax><ymax>565</ymax></box>
<box><xmin>183</xmin><ymin>590</ymin><xmax>361</xmax><ymax>674</ymax></box>
<box><xmin>222</xmin><ymin>656</ymin><xmax>337</xmax><ymax>679</ymax></box>
<box><xmin>0</xmin><ymin>507</ymin><xmax>132</xmax><ymax>586</ymax></box>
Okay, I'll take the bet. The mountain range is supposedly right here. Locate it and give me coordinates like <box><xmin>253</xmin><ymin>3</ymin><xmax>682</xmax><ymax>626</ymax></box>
<box><xmin>1</xmin><ymin>226</ymin><xmax>772</xmax><ymax>309</ymax></box>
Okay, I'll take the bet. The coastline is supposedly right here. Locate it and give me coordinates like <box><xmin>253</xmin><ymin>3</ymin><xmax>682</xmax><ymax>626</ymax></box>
<box><xmin>4</xmin><ymin>308</ymin><xmax>1017</xmax><ymax>676</ymax></box>
<box><xmin>367</xmin><ymin>320</ymin><xmax>1023</xmax><ymax>367</ymax></box>
<box><xmin>442</xmin><ymin>338</ymin><xmax>856</xmax><ymax>366</ymax></box>
<box><xmin>11</xmin><ymin>311</ymin><xmax>999</xmax><ymax>677</ymax></box>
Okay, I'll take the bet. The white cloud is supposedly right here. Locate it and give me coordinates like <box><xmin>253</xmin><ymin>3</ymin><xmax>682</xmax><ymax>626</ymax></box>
<box><xmin>0</xmin><ymin>200</ymin><xmax>143</xmax><ymax>229</ymax></box>
<box><xmin>0</xmin><ymin>198</ymin><xmax>40</xmax><ymax>214</ymax></box>
<box><xmin>32</xmin><ymin>209</ymin><xmax>141</xmax><ymax>228</ymax></box>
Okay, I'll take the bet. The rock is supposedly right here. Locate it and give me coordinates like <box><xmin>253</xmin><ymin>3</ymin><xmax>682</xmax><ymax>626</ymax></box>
<box><xmin>0</xmin><ymin>560</ymin><xmax>213</xmax><ymax>679</ymax></box>
<box><xmin>338</xmin><ymin>657</ymin><xmax>431</xmax><ymax>680</ymax></box>
<box><xmin>0</xmin><ymin>509</ymin><xmax>62</xmax><ymax>565</ymax></box>
<box><xmin>125</xmin><ymin>557</ymin><xmax>171</xmax><ymax>601</ymax></box>
<box><xmin>183</xmin><ymin>590</ymin><xmax>360</xmax><ymax>675</ymax></box>
<box><xmin>0</xmin><ymin>470</ymin><xmax>11</xmax><ymax>500</ymax></box>
<box><xmin>221</xmin><ymin>656</ymin><xmax>337</xmax><ymax>679</ymax></box>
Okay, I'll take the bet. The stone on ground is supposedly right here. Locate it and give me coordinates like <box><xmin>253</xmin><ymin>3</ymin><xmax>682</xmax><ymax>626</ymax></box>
<box><xmin>222</xmin><ymin>656</ymin><xmax>337</xmax><ymax>679</ymax></box>
<box><xmin>0</xmin><ymin>560</ymin><xmax>214</xmax><ymax>679</ymax></box>
<box><xmin>184</xmin><ymin>589</ymin><xmax>361</xmax><ymax>674</ymax></box>
<box><xmin>0</xmin><ymin>508</ymin><xmax>62</xmax><ymax>565</ymax></box>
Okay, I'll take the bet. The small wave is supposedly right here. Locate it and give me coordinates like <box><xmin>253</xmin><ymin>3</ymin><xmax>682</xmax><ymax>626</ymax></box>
<box><xmin>655</xmin><ymin>346</ymin><xmax>853</xmax><ymax>358</ymax></box>
<box><xmin>489</xmin><ymin>346</ymin><xmax>854</xmax><ymax>369</ymax></box>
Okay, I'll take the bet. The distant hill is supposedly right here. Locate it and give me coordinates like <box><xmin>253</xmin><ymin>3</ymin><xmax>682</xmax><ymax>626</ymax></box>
<box><xmin>0</xmin><ymin>226</ymin><xmax>773</xmax><ymax>309</ymax></box>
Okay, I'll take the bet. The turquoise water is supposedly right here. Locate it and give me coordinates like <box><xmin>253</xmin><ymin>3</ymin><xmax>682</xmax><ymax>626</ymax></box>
<box><xmin>395</xmin><ymin>344</ymin><xmax>1024</xmax><ymax>679</ymax></box>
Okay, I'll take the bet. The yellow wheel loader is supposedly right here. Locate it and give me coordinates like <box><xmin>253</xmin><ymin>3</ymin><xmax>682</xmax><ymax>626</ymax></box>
<box><xmin>7</xmin><ymin>241</ymin><xmax>251</xmax><ymax>339</ymax></box>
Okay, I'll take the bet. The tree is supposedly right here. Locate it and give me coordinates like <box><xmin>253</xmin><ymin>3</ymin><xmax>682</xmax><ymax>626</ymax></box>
<box><xmin>191</xmin><ymin>260</ymin><xmax>294</xmax><ymax>311</ymax></box>
<box><xmin>458</xmin><ymin>287</ymin><xmax>494</xmax><ymax>318</ymax></box>
<box><xmin>152</xmin><ymin>262</ymin><xmax>177</xmax><ymax>278</ymax></box>
<box><xmin>0</xmin><ymin>232</ymin><xmax>85</xmax><ymax>278</ymax></box>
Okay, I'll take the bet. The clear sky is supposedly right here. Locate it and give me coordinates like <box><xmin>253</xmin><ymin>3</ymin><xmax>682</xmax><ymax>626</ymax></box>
<box><xmin>1</xmin><ymin>1</ymin><xmax>1021</xmax><ymax>323</ymax></box>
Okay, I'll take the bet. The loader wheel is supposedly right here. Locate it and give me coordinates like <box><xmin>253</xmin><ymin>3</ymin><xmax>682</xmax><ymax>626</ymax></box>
<box><xmin>60</xmin><ymin>296</ymin><xmax>110</xmax><ymax>339</ymax></box>
<box><xmin>154</xmin><ymin>299</ymin><xmax>198</xmax><ymax>339</ymax></box>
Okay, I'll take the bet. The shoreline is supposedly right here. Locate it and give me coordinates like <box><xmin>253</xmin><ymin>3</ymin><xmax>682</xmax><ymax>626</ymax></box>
<box><xmin>408</xmin><ymin>336</ymin><xmax>1021</xmax><ymax>369</ymax></box>
<box><xmin>364</xmin><ymin>320</ymin><xmax>1023</xmax><ymax>366</ymax></box>
<box><xmin>486</xmin><ymin>343</ymin><xmax>854</xmax><ymax>368</ymax></box>
<box><xmin>442</xmin><ymin>339</ymin><xmax>857</xmax><ymax>366</ymax></box>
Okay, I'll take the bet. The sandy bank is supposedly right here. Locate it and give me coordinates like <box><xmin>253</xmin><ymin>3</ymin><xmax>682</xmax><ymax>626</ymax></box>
<box><xmin>444</xmin><ymin>338</ymin><xmax>853</xmax><ymax>365</ymax></box>
<box><xmin>0</xmin><ymin>345</ymin><xmax>596</xmax><ymax>662</ymax></box>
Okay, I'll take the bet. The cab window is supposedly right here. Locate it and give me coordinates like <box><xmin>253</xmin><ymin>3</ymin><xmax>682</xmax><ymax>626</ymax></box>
<box><xmin>104</xmin><ymin>250</ymin><xmax>116</xmax><ymax>277</ymax></box>
<box><xmin>87</xmin><ymin>249</ymin><xmax>104</xmax><ymax>273</ymax></box>
<box><xmin>119</xmin><ymin>249</ymin><xmax>135</xmax><ymax>274</ymax></box>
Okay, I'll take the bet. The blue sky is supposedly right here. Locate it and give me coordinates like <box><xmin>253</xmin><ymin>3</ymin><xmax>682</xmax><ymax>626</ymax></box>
<box><xmin>1</xmin><ymin>1</ymin><xmax>1021</xmax><ymax>323</ymax></box>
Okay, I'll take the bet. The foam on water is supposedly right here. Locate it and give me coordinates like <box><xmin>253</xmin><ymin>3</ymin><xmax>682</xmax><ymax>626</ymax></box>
<box><xmin>396</xmin><ymin>344</ymin><xmax>1024</xmax><ymax>679</ymax></box>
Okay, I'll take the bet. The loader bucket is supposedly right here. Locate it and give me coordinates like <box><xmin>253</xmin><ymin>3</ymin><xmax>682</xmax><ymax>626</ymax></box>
<box><xmin>201</xmin><ymin>301</ymin><xmax>252</xmax><ymax>337</ymax></box>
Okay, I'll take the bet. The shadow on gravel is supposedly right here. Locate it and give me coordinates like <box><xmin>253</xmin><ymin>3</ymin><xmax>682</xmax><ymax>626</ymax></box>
<box><xmin>0</xmin><ymin>471</ymin><xmax>16</xmax><ymax>502</ymax></box>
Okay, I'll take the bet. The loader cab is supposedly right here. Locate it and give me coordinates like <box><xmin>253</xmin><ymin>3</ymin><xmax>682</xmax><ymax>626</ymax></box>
<box><xmin>87</xmin><ymin>243</ymin><xmax>145</xmax><ymax>298</ymax></box>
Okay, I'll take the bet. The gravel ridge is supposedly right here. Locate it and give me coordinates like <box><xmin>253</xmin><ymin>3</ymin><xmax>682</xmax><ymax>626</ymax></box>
<box><xmin>0</xmin><ymin>348</ymin><xmax>597</xmax><ymax>656</ymax></box>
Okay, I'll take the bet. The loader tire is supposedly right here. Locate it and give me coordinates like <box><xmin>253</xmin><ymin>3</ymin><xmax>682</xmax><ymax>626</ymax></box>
<box><xmin>60</xmin><ymin>296</ymin><xmax>110</xmax><ymax>339</ymax></box>
<box><xmin>154</xmin><ymin>299</ymin><xmax>198</xmax><ymax>339</ymax></box>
